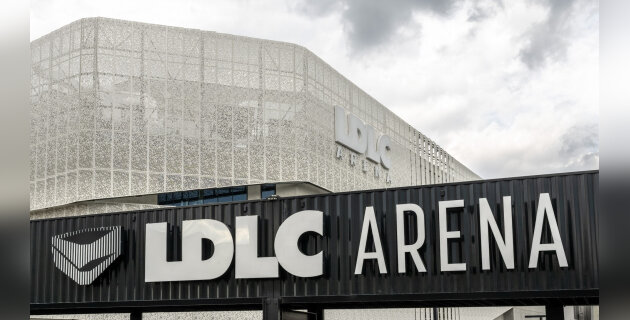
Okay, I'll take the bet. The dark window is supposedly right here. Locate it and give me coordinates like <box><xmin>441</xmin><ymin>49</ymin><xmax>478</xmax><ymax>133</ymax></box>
<box><xmin>182</xmin><ymin>190</ymin><xmax>199</xmax><ymax>205</ymax></box>
<box><xmin>202</xmin><ymin>189</ymin><xmax>216</xmax><ymax>203</ymax></box>
<box><xmin>202</xmin><ymin>197</ymin><xmax>217</xmax><ymax>204</ymax></box>
<box><xmin>261</xmin><ymin>184</ymin><xmax>276</xmax><ymax>199</ymax></box>
<box><xmin>158</xmin><ymin>185</ymin><xmax>250</xmax><ymax>206</ymax></box>
<box><xmin>182</xmin><ymin>190</ymin><xmax>198</xmax><ymax>201</ymax></box>
<box><xmin>215</xmin><ymin>188</ymin><xmax>232</xmax><ymax>202</ymax></box>
<box><xmin>231</xmin><ymin>186</ymin><xmax>247</xmax><ymax>201</ymax></box>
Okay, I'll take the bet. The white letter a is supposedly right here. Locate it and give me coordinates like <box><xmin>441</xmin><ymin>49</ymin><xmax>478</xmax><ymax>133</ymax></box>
<box><xmin>528</xmin><ymin>193</ymin><xmax>568</xmax><ymax>268</ymax></box>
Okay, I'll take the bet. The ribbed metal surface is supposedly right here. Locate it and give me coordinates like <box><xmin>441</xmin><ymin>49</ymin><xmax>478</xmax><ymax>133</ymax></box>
<box><xmin>31</xmin><ymin>171</ymin><xmax>598</xmax><ymax>313</ymax></box>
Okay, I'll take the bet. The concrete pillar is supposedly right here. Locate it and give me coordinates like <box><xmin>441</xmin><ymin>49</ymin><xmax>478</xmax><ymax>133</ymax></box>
<box><xmin>248</xmin><ymin>185</ymin><xmax>261</xmax><ymax>200</ymax></box>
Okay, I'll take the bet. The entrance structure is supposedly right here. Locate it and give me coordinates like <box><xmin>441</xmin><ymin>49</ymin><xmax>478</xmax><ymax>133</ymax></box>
<box><xmin>30</xmin><ymin>171</ymin><xmax>599</xmax><ymax>320</ymax></box>
<box><xmin>30</xmin><ymin>18</ymin><xmax>597</xmax><ymax>320</ymax></box>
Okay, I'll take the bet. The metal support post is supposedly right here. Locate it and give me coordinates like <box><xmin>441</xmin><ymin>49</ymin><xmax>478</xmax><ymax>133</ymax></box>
<box><xmin>307</xmin><ymin>307</ymin><xmax>324</xmax><ymax>320</ymax></box>
<box><xmin>263</xmin><ymin>298</ymin><xmax>281</xmax><ymax>320</ymax></box>
<box><xmin>546</xmin><ymin>304</ymin><xmax>565</xmax><ymax>320</ymax></box>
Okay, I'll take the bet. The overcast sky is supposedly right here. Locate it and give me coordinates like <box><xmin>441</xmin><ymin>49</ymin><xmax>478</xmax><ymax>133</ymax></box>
<box><xmin>30</xmin><ymin>0</ymin><xmax>599</xmax><ymax>179</ymax></box>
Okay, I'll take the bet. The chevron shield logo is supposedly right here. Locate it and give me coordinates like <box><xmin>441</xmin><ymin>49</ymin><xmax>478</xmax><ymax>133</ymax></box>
<box><xmin>51</xmin><ymin>226</ymin><xmax>122</xmax><ymax>285</ymax></box>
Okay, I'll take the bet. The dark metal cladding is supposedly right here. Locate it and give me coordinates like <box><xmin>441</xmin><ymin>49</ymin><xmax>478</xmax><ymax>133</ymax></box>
<box><xmin>31</xmin><ymin>171</ymin><xmax>599</xmax><ymax>314</ymax></box>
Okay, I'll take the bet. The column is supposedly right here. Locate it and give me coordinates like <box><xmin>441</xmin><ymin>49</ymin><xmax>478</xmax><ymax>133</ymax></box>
<box><xmin>546</xmin><ymin>304</ymin><xmax>565</xmax><ymax>320</ymax></box>
<box><xmin>263</xmin><ymin>298</ymin><xmax>281</xmax><ymax>320</ymax></box>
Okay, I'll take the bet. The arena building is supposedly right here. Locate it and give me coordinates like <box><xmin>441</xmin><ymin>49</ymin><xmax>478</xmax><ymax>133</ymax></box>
<box><xmin>29</xmin><ymin>17</ymin><xmax>478</xmax><ymax>219</ymax></box>
<box><xmin>29</xmin><ymin>18</ymin><xmax>599</xmax><ymax>320</ymax></box>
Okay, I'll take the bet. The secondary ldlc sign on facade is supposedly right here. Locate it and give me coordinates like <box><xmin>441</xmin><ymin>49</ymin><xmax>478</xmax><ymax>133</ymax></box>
<box><xmin>335</xmin><ymin>106</ymin><xmax>393</xmax><ymax>184</ymax></box>
<box><xmin>145</xmin><ymin>193</ymin><xmax>567</xmax><ymax>282</ymax></box>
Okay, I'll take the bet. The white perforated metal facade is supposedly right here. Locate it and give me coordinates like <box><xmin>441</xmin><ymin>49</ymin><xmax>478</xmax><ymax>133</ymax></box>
<box><xmin>30</xmin><ymin>17</ymin><xmax>479</xmax><ymax>212</ymax></box>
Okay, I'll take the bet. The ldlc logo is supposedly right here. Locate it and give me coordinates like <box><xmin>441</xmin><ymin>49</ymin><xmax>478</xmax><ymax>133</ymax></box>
<box><xmin>51</xmin><ymin>226</ymin><xmax>122</xmax><ymax>285</ymax></box>
<box><xmin>335</xmin><ymin>106</ymin><xmax>392</xmax><ymax>183</ymax></box>
<box><xmin>334</xmin><ymin>105</ymin><xmax>391</xmax><ymax>169</ymax></box>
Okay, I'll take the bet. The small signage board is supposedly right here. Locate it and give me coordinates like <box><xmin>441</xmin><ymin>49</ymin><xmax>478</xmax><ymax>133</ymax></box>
<box><xmin>31</xmin><ymin>171</ymin><xmax>598</xmax><ymax>317</ymax></box>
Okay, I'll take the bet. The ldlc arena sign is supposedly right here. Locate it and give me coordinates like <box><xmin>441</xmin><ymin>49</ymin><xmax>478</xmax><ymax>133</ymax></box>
<box><xmin>31</xmin><ymin>171</ymin><xmax>598</xmax><ymax>316</ymax></box>
<box><xmin>145</xmin><ymin>193</ymin><xmax>566</xmax><ymax>282</ymax></box>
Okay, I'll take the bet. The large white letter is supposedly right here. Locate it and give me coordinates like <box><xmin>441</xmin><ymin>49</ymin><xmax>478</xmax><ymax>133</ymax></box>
<box><xmin>274</xmin><ymin>210</ymin><xmax>323</xmax><ymax>277</ymax></box>
<box><xmin>365</xmin><ymin>126</ymin><xmax>380</xmax><ymax>163</ymax></box>
<box><xmin>334</xmin><ymin>105</ymin><xmax>367</xmax><ymax>153</ymax></box>
<box><xmin>334</xmin><ymin>105</ymin><xmax>352</xmax><ymax>149</ymax></box>
<box><xmin>348</xmin><ymin>114</ymin><xmax>367</xmax><ymax>153</ymax></box>
<box><xmin>396</xmin><ymin>203</ymin><xmax>426</xmax><ymax>273</ymax></box>
<box><xmin>235</xmin><ymin>216</ymin><xmax>278</xmax><ymax>279</ymax></box>
<box><xmin>439</xmin><ymin>200</ymin><xmax>466</xmax><ymax>272</ymax></box>
<box><xmin>377</xmin><ymin>135</ymin><xmax>392</xmax><ymax>169</ymax></box>
<box><xmin>480</xmin><ymin>197</ymin><xmax>515</xmax><ymax>270</ymax></box>
<box><xmin>528</xmin><ymin>193</ymin><xmax>568</xmax><ymax>268</ymax></box>
<box><xmin>354</xmin><ymin>206</ymin><xmax>388</xmax><ymax>274</ymax></box>
<box><xmin>145</xmin><ymin>219</ymin><xmax>234</xmax><ymax>282</ymax></box>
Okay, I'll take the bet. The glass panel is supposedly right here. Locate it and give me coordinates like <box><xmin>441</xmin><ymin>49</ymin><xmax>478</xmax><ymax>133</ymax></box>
<box><xmin>261</xmin><ymin>183</ymin><xmax>276</xmax><ymax>199</ymax></box>
<box><xmin>203</xmin><ymin>197</ymin><xmax>217</xmax><ymax>204</ymax></box>
<box><xmin>182</xmin><ymin>190</ymin><xmax>199</xmax><ymax>201</ymax></box>
<box><xmin>202</xmin><ymin>189</ymin><xmax>214</xmax><ymax>198</ymax></box>
<box><xmin>233</xmin><ymin>193</ymin><xmax>246</xmax><ymax>201</ymax></box>
<box><xmin>186</xmin><ymin>199</ymin><xmax>202</xmax><ymax>206</ymax></box>
<box><xmin>231</xmin><ymin>186</ymin><xmax>246</xmax><ymax>201</ymax></box>
<box><xmin>216</xmin><ymin>187</ymin><xmax>232</xmax><ymax>202</ymax></box>
<box><xmin>157</xmin><ymin>185</ymin><xmax>251</xmax><ymax>206</ymax></box>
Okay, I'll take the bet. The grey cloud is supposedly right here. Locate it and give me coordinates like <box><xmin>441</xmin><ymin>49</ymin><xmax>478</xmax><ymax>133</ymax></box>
<box><xmin>295</xmin><ymin>0</ymin><xmax>340</xmax><ymax>16</ymax></box>
<box><xmin>468</xmin><ymin>7</ymin><xmax>490</xmax><ymax>22</ymax></box>
<box><xmin>342</xmin><ymin>0</ymin><xmax>415</xmax><ymax>52</ymax></box>
<box><xmin>296</xmin><ymin>0</ymin><xmax>462</xmax><ymax>53</ymax></box>
<box><xmin>572</xmin><ymin>152</ymin><xmax>599</xmax><ymax>169</ymax></box>
<box><xmin>560</xmin><ymin>123</ymin><xmax>598</xmax><ymax>156</ymax></box>
<box><xmin>519</xmin><ymin>0</ymin><xmax>585</xmax><ymax>69</ymax></box>
<box><xmin>559</xmin><ymin>123</ymin><xmax>599</xmax><ymax>170</ymax></box>
<box><xmin>468</xmin><ymin>0</ymin><xmax>503</xmax><ymax>22</ymax></box>
<box><xmin>297</xmin><ymin>0</ymin><xmax>589</xmax><ymax>64</ymax></box>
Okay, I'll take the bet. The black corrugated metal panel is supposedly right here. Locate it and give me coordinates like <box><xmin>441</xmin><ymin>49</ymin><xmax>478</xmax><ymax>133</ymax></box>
<box><xmin>31</xmin><ymin>171</ymin><xmax>598</xmax><ymax>313</ymax></box>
